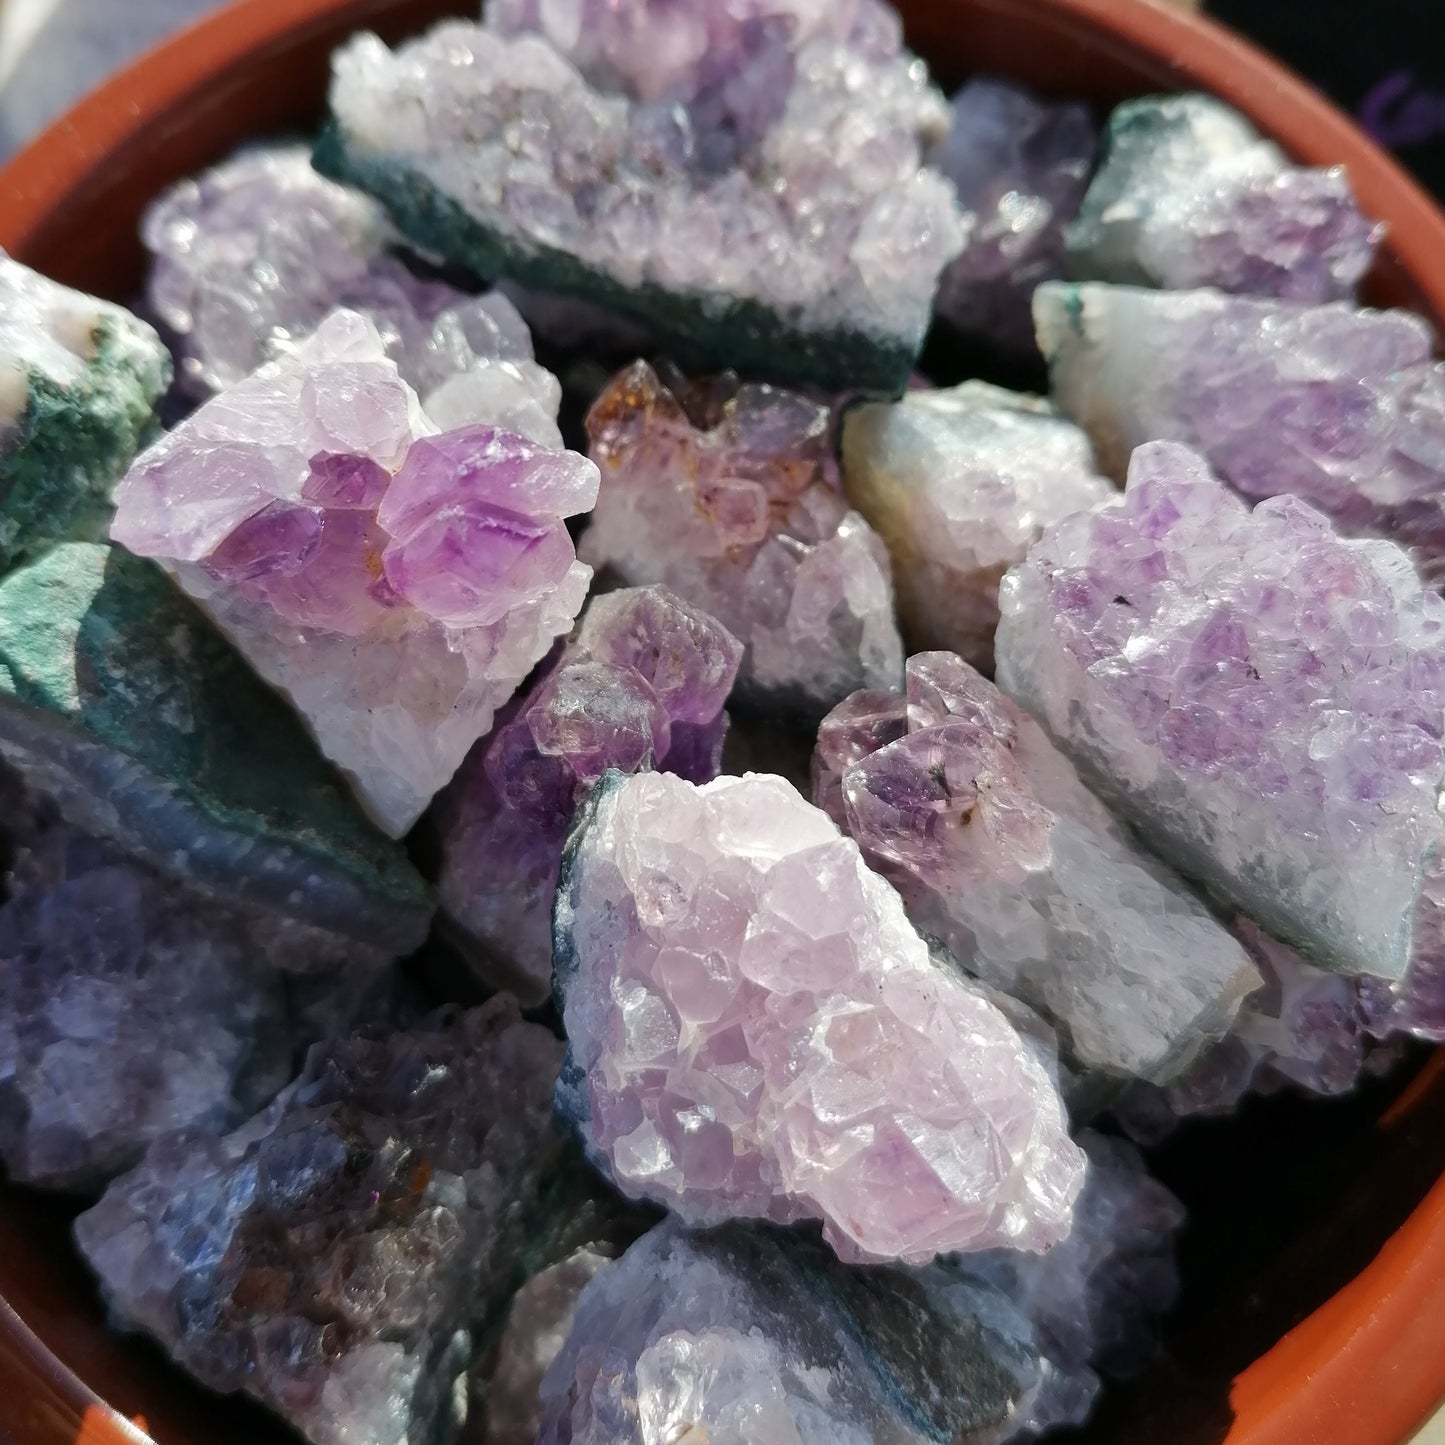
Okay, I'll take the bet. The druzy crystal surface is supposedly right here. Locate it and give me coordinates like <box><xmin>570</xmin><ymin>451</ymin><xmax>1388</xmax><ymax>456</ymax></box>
<box><xmin>317</xmin><ymin>5</ymin><xmax>964</xmax><ymax>391</ymax></box>
<box><xmin>1066</xmin><ymin>94</ymin><xmax>1380</xmax><ymax>301</ymax></box>
<box><xmin>536</xmin><ymin>1219</ymin><xmax>1043</xmax><ymax>1445</ymax></box>
<box><xmin>437</xmin><ymin>585</ymin><xmax>742</xmax><ymax>1004</ymax></box>
<box><xmin>0</xmin><ymin>542</ymin><xmax>432</xmax><ymax>953</ymax></box>
<box><xmin>996</xmin><ymin>440</ymin><xmax>1445</xmax><ymax>981</ymax></box>
<box><xmin>76</xmin><ymin>999</ymin><xmax>565</xmax><ymax>1445</ymax></box>
<box><xmin>111</xmin><ymin>310</ymin><xmax>598</xmax><ymax>835</ymax></box>
<box><xmin>968</xmin><ymin>1130</ymin><xmax>1184</xmax><ymax>1432</ymax></box>
<box><xmin>818</xmin><ymin>652</ymin><xmax>1260</xmax><ymax>1096</ymax></box>
<box><xmin>842</xmin><ymin>381</ymin><xmax>1113</xmax><ymax>670</ymax></box>
<box><xmin>0</xmin><ymin>252</ymin><xmax>171</xmax><ymax>570</ymax></box>
<box><xmin>145</xmin><ymin>145</ymin><xmax>565</xmax><ymax>444</ymax></box>
<box><xmin>927</xmin><ymin>79</ymin><xmax>1097</xmax><ymax>356</ymax></box>
<box><xmin>582</xmin><ymin>361</ymin><xmax>903</xmax><ymax>717</ymax></box>
<box><xmin>1034</xmin><ymin>281</ymin><xmax>1445</xmax><ymax>581</ymax></box>
<box><xmin>553</xmin><ymin>768</ymin><xmax>1084</xmax><ymax>1265</ymax></box>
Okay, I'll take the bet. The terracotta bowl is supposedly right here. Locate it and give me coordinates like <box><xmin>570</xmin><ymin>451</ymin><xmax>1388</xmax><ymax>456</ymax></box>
<box><xmin>4</xmin><ymin>2</ymin><xmax>1445</xmax><ymax>1443</ymax></box>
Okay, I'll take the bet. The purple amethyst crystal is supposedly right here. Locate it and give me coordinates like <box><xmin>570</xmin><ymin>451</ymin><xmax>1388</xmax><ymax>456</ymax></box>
<box><xmin>110</xmin><ymin>310</ymin><xmax>599</xmax><ymax>835</ymax></box>
<box><xmin>1034</xmin><ymin>280</ymin><xmax>1445</xmax><ymax>582</ymax></box>
<box><xmin>582</xmin><ymin>361</ymin><xmax>903</xmax><ymax>718</ymax></box>
<box><xmin>75</xmin><ymin>998</ymin><xmax>566</xmax><ymax>1445</ymax></box>
<box><xmin>928</xmin><ymin>78</ymin><xmax>1098</xmax><ymax>356</ymax></box>
<box><xmin>319</xmin><ymin>4</ymin><xmax>964</xmax><ymax>390</ymax></box>
<box><xmin>1066</xmin><ymin>95</ymin><xmax>1381</xmax><ymax>302</ymax></box>
<box><xmin>841</xmin><ymin>380</ymin><xmax>1114</xmax><ymax>670</ymax></box>
<box><xmin>144</xmin><ymin>145</ymin><xmax>565</xmax><ymax>443</ymax></box>
<box><xmin>816</xmin><ymin>653</ymin><xmax>1260</xmax><ymax>1098</ymax></box>
<box><xmin>436</xmin><ymin>585</ymin><xmax>742</xmax><ymax>1004</ymax></box>
<box><xmin>552</xmin><ymin>768</ymin><xmax>1084</xmax><ymax>1265</ymax></box>
<box><xmin>996</xmin><ymin>440</ymin><xmax>1445</xmax><ymax>982</ymax></box>
<box><xmin>535</xmin><ymin>1218</ymin><xmax>1044</xmax><ymax>1445</ymax></box>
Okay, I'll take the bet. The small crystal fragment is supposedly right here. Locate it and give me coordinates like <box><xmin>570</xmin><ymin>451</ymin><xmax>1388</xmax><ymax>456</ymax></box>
<box><xmin>553</xmin><ymin>768</ymin><xmax>1084</xmax><ymax>1264</ymax></box>
<box><xmin>0</xmin><ymin>541</ymin><xmax>432</xmax><ymax>953</ymax></box>
<box><xmin>996</xmin><ymin>440</ymin><xmax>1445</xmax><ymax>981</ymax></box>
<box><xmin>437</xmin><ymin>585</ymin><xmax>742</xmax><ymax>1004</ymax></box>
<box><xmin>1034</xmin><ymin>280</ymin><xmax>1445</xmax><ymax>581</ymax></box>
<box><xmin>583</xmin><ymin>361</ymin><xmax>903</xmax><ymax>718</ymax></box>
<box><xmin>111</xmin><ymin>310</ymin><xmax>598</xmax><ymax>834</ymax></box>
<box><xmin>819</xmin><ymin>652</ymin><xmax>1260</xmax><ymax>1098</ymax></box>
<box><xmin>0</xmin><ymin>252</ymin><xmax>171</xmax><ymax>570</ymax></box>
<box><xmin>928</xmin><ymin>78</ymin><xmax>1097</xmax><ymax>356</ymax></box>
<box><xmin>75</xmin><ymin>998</ymin><xmax>566</xmax><ymax>1445</ymax></box>
<box><xmin>1066</xmin><ymin>94</ymin><xmax>1380</xmax><ymax>301</ymax></box>
<box><xmin>535</xmin><ymin>1219</ymin><xmax>1043</xmax><ymax>1445</ymax></box>
<box><xmin>316</xmin><ymin>8</ymin><xmax>965</xmax><ymax>391</ymax></box>
<box><xmin>841</xmin><ymin>381</ymin><xmax>1113</xmax><ymax>669</ymax></box>
<box><xmin>144</xmin><ymin>145</ymin><xmax>565</xmax><ymax>444</ymax></box>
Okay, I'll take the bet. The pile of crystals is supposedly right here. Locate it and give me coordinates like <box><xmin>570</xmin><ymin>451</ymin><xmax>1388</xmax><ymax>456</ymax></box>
<box><xmin>316</xmin><ymin>2</ymin><xmax>966</xmax><ymax>390</ymax></box>
<box><xmin>998</xmin><ymin>440</ymin><xmax>1445</xmax><ymax>985</ymax></box>
<box><xmin>0</xmin><ymin>253</ymin><xmax>171</xmax><ymax>570</ymax></box>
<box><xmin>582</xmin><ymin>360</ymin><xmax>903</xmax><ymax>717</ymax></box>
<box><xmin>110</xmin><ymin>309</ymin><xmax>599</xmax><ymax>835</ymax></box>
<box><xmin>144</xmin><ymin>145</ymin><xmax>565</xmax><ymax>443</ymax></box>
<box><xmin>841</xmin><ymin>380</ymin><xmax>1113</xmax><ymax>670</ymax></box>
<box><xmin>76</xmin><ymin>999</ymin><xmax>570</xmax><ymax>1445</ymax></box>
<box><xmin>436</xmin><ymin>584</ymin><xmax>743</xmax><ymax>1004</ymax></box>
<box><xmin>815</xmin><ymin>651</ymin><xmax>1261</xmax><ymax>1105</ymax></box>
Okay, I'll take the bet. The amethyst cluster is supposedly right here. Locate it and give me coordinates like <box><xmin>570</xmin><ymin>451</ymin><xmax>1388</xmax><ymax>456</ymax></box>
<box><xmin>111</xmin><ymin>310</ymin><xmax>598</xmax><ymax>835</ymax></box>
<box><xmin>145</xmin><ymin>145</ymin><xmax>565</xmax><ymax>444</ymax></box>
<box><xmin>76</xmin><ymin>999</ymin><xmax>566</xmax><ymax>1445</ymax></box>
<box><xmin>582</xmin><ymin>361</ymin><xmax>903</xmax><ymax>717</ymax></box>
<box><xmin>436</xmin><ymin>585</ymin><xmax>742</xmax><ymax>1004</ymax></box>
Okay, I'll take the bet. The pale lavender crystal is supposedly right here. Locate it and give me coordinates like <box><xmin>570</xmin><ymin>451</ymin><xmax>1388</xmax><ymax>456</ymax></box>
<box><xmin>0</xmin><ymin>762</ymin><xmax>396</xmax><ymax>1192</ymax></box>
<box><xmin>582</xmin><ymin>362</ymin><xmax>903</xmax><ymax>717</ymax></box>
<box><xmin>841</xmin><ymin>381</ymin><xmax>1114</xmax><ymax>670</ymax></box>
<box><xmin>968</xmin><ymin>1130</ymin><xmax>1185</xmax><ymax>1433</ymax></box>
<box><xmin>818</xmin><ymin>653</ymin><xmax>1259</xmax><ymax>1096</ymax></box>
<box><xmin>553</xmin><ymin>769</ymin><xmax>1084</xmax><ymax>1265</ymax></box>
<box><xmin>536</xmin><ymin>1218</ymin><xmax>1044</xmax><ymax>1445</ymax></box>
<box><xmin>810</xmin><ymin>687</ymin><xmax>909</xmax><ymax>824</ymax></box>
<box><xmin>436</xmin><ymin>585</ymin><xmax>742</xmax><ymax>1004</ymax></box>
<box><xmin>75</xmin><ymin>998</ymin><xmax>565</xmax><ymax>1445</ymax></box>
<box><xmin>110</xmin><ymin>310</ymin><xmax>598</xmax><ymax>835</ymax></box>
<box><xmin>928</xmin><ymin>78</ymin><xmax>1097</xmax><ymax>355</ymax></box>
<box><xmin>326</xmin><ymin>6</ymin><xmax>963</xmax><ymax>370</ymax></box>
<box><xmin>1066</xmin><ymin>94</ymin><xmax>1380</xmax><ymax>302</ymax></box>
<box><xmin>996</xmin><ymin>440</ymin><xmax>1445</xmax><ymax>982</ymax></box>
<box><xmin>145</xmin><ymin>145</ymin><xmax>564</xmax><ymax>444</ymax></box>
<box><xmin>1034</xmin><ymin>281</ymin><xmax>1445</xmax><ymax>582</ymax></box>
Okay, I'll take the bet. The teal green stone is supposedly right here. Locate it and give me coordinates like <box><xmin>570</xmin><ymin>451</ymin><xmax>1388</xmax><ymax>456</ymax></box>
<box><xmin>0</xmin><ymin>318</ymin><xmax>171</xmax><ymax>574</ymax></box>
<box><xmin>313</xmin><ymin>123</ymin><xmax>914</xmax><ymax>396</ymax></box>
<box><xmin>0</xmin><ymin>542</ymin><xmax>433</xmax><ymax>952</ymax></box>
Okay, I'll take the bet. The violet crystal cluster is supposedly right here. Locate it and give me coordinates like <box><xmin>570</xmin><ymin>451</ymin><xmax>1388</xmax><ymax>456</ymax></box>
<box><xmin>1034</xmin><ymin>280</ymin><xmax>1445</xmax><ymax>582</ymax></box>
<box><xmin>553</xmin><ymin>768</ymin><xmax>1085</xmax><ymax>1265</ymax></box>
<box><xmin>110</xmin><ymin>310</ymin><xmax>599</xmax><ymax>835</ymax></box>
<box><xmin>316</xmin><ymin>1</ymin><xmax>965</xmax><ymax>390</ymax></box>
<box><xmin>437</xmin><ymin>584</ymin><xmax>742</xmax><ymax>1004</ymax></box>
<box><xmin>1066</xmin><ymin>94</ymin><xmax>1380</xmax><ymax>301</ymax></box>
<box><xmin>816</xmin><ymin>652</ymin><xmax>1261</xmax><ymax>1100</ymax></box>
<box><xmin>145</xmin><ymin>145</ymin><xmax>565</xmax><ymax>444</ymax></box>
<box><xmin>997</xmin><ymin>440</ymin><xmax>1445</xmax><ymax>982</ymax></box>
<box><xmin>76</xmin><ymin>999</ymin><xmax>566</xmax><ymax>1445</ymax></box>
<box><xmin>582</xmin><ymin>361</ymin><xmax>903</xmax><ymax>717</ymax></box>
